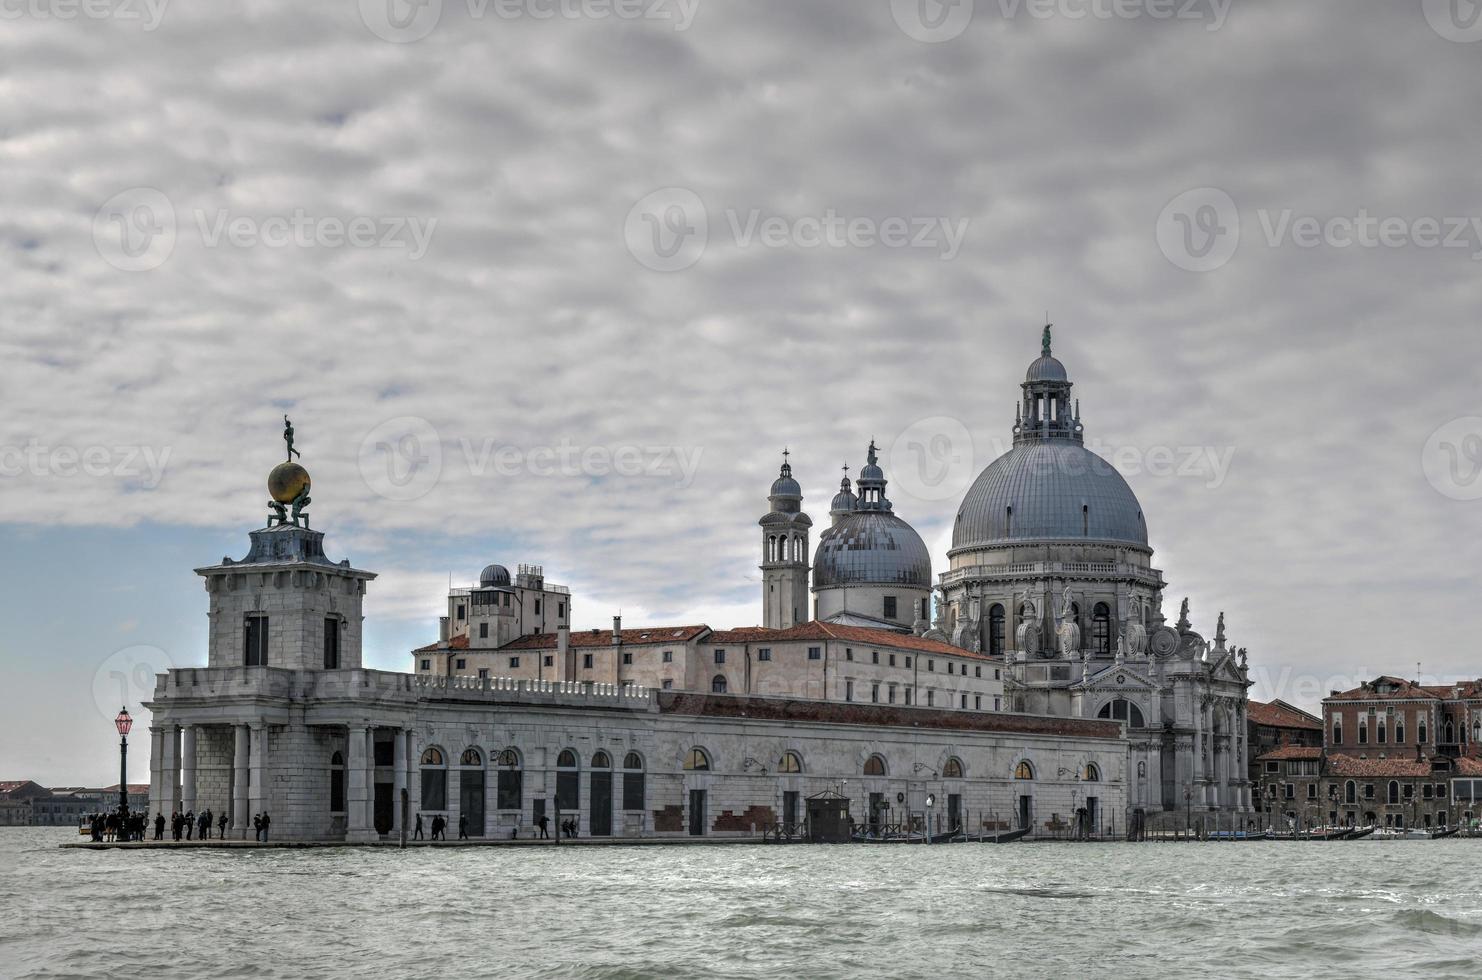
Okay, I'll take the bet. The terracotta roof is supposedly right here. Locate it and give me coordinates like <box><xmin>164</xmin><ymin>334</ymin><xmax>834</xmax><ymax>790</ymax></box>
<box><xmin>1255</xmin><ymin>745</ymin><xmax>1323</xmax><ymax>762</ymax></box>
<box><xmin>502</xmin><ymin>625</ymin><xmax>711</xmax><ymax>651</ymax></box>
<box><xmin>719</xmin><ymin>620</ymin><xmax>1001</xmax><ymax>661</ymax></box>
<box><xmin>1326</xmin><ymin>677</ymin><xmax>1442</xmax><ymax>702</ymax></box>
<box><xmin>1455</xmin><ymin>757</ymin><xmax>1482</xmax><ymax>776</ymax></box>
<box><xmin>1325</xmin><ymin>753</ymin><xmax>1433</xmax><ymax>777</ymax></box>
<box><xmin>1248</xmin><ymin>699</ymin><xmax>1322</xmax><ymax>731</ymax></box>
<box><xmin>708</xmin><ymin>627</ymin><xmax>778</xmax><ymax>644</ymax></box>
<box><xmin>413</xmin><ymin>634</ymin><xmax>469</xmax><ymax>654</ymax></box>
<box><xmin>657</xmin><ymin>692</ymin><xmax>1121</xmax><ymax>740</ymax></box>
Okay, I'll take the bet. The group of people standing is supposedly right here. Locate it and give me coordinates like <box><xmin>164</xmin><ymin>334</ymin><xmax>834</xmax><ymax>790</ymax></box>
<box><xmin>156</xmin><ymin>808</ymin><xmax>226</xmax><ymax>841</ymax></box>
<box><xmin>87</xmin><ymin>809</ymin><xmax>145</xmax><ymax>842</ymax></box>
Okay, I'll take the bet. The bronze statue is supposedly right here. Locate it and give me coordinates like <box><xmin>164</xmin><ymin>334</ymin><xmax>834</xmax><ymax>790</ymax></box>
<box><xmin>1042</xmin><ymin>322</ymin><xmax>1053</xmax><ymax>358</ymax></box>
<box><xmin>283</xmin><ymin>415</ymin><xmax>301</xmax><ymax>461</ymax></box>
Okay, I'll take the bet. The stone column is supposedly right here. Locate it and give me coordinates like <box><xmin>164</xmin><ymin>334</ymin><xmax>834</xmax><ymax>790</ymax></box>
<box><xmin>485</xmin><ymin>754</ymin><xmax>497</xmax><ymax>838</ymax></box>
<box><xmin>159</xmin><ymin>724</ymin><xmax>180</xmax><ymax>817</ymax></box>
<box><xmin>392</xmin><ymin>728</ymin><xmax>407</xmax><ymax>835</ymax></box>
<box><xmin>148</xmin><ymin>726</ymin><xmax>163</xmax><ymax>818</ymax></box>
<box><xmin>248</xmin><ymin>722</ymin><xmax>267</xmax><ymax>830</ymax></box>
<box><xmin>346</xmin><ymin>725</ymin><xmax>374</xmax><ymax>842</ymax></box>
<box><xmin>181</xmin><ymin>726</ymin><xmax>198</xmax><ymax>815</ymax></box>
<box><xmin>231</xmin><ymin>724</ymin><xmax>249</xmax><ymax>838</ymax></box>
<box><xmin>406</xmin><ymin>730</ymin><xmax>422</xmax><ymax>822</ymax></box>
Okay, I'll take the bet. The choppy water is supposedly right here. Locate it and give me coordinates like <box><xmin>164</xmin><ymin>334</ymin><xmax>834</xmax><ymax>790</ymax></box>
<box><xmin>4</xmin><ymin>828</ymin><xmax>1481</xmax><ymax>979</ymax></box>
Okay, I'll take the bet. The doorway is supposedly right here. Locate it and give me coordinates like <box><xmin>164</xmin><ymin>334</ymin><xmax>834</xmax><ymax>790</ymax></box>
<box><xmin>1018</xmin><ymin>794</ymin><xmax>1032</xmax><ymax>831</ymax></box>
<box><xmin>590</xmin><ymin>770</ymin><xmax>612</xmax><ymax>836</ymax></box>
<box><xmin>459</xmin><ymin>770</ymin><xmax>484</xmax><ymax>837</ymax></box>
<box><xmin>688</xmin><ymin>789</ymin><xmax>706</xmax><ymax>836</ymax></box>
<box><xmin>947</xmin><ymin>794</ymin><xmax>962</xmax><ymax>832</ymax></box>
<box><xmin>373</xmin><ymin>782</ymin><xmax>393</xmax><ymax>835</ymax></box>
<box><xmin>783</xmin><ymin>791</ymin><xmax>799</xmax><ymax>830</ymax></box>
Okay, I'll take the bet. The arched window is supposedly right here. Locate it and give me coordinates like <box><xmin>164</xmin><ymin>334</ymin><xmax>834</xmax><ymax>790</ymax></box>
<box><xmin>419</xmin><ymin>746</ymin><xmax>447</xmax><ymax>810</ymax></box>
<box><xmin>460</xmin><ymin>747</ymin><xmax>483</xmax><ymax>767</ymax></box>
<box><xmin>1097</xmin><ymin>699</ymin><xmax>1145</xmax><ymax>728</ymax></box>
<box><xmin>1084</xmin><ymin>763</ymin><xmax>1100</xmax><ymax>782</ymax></box>
<box><xmin>329</xmin><ymin>751</ymin><xmax>345</xmax><ymax>813</ymax></box>
<box><xmin>711</xmin><ymin>674</ymin><xmax>728</xmax><ymax>694</ymax></box>
<box><xmin>496</xmin><ymin>749</ymin><xmax>522</xmax><ymax>811</ymax></box>
<box><xmin>778</xmin><ymin>751</ymin><xmax>802</xmax><ymax>774</ymax></box>
<box><xmin>622</xmin><ymin>752</ymin><xmax>645</xmax><ymax>810</ymax></box>
<box><xmin>988</xmin><ymin>604</ymin><xmax>1005</xmax><ymax>658</ymax></box>
<box><xmin>1014</xmin><ymin>760</ymin><xmax>1034</xmax><ymax>780</ymax></box>
<box><xmin>556</xmin><ymin>749</ymin><xmax>579</xmax><ymax>811</ymax></box>
<box><xmin>943</xmin><ymin>757</ymin><xmax>964</xmax><ymax>779</ymax></box>
<box><xmin>1388</xmin><ymin>781</ymin><xmax>1400</xmax><ymax>805</ymax></box>
<box><xmin>1345</xmin><ymin>780</ymin><xmax>1356</xmax><ymax>804</ymax></box>
<box><xmin>1092</xmin><ymin>603</ymin><xmax>1111</xmax><ymax>657</ymax></box>
<box><xmin>591</xmin><ymin>751</ymin><xmax>611</xmax><ymax>769</ymax></box>
<box><xmin>863</xmin><ymin>754</ymin><xmax>887</xmax><ymax>776</ymax></box>
<box><xmin>684</xmin><ymin>747</ymin><xmax>711</xmax><ymax>771</ymax></box>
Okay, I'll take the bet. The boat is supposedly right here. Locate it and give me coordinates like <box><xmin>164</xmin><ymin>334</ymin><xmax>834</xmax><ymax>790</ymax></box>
<box><xmin>952</xmin><ymin>827</ymin><xmax>1029</xmax><ymax>844</ymax></box>
<box><xmin>1343</xmin><ymin>826</ymin><xmax>1375</xmax><ymax>840</ymax></box>
<box><xmin>1207</xmin><ymin>830</ymin><xmax>1268</xmax><ymax>841</ymax></box>
<box><xmin>853</xmin><ymin>828</ymin><xmax>960</xmax><ymax>844</ymax></box>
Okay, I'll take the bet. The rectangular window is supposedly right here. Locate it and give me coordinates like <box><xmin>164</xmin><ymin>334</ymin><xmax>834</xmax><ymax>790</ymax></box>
<box><xmin>994</xmin><ymin>669</ymin><xmax>1000</xmax><ymax>681</ymax></box>
<box><xmin>1333</xmin><ymin>719</ymin><xmax>1342</xmax><ymax>745</ymax></box>
<box><xmin>558</xmin><ymin>602</ymin><xmax>565</xmax><ymax>619</ymax></box>
<box><xmin>623</xmin><ymin>771</ymin><xmax>645</xmax><ymax>810</ymax></box>
<box><xmin>757</xmin><ymin>648</ymin><xmax>771</xmax><ymax>661</ymax></box>
<box><xmin>871</xmin><ymin>683</ymin><xmax>880</xmax><ymax>703</ymax></box>
<box><xmin>420</xmin><ymin>659</ymin><xmax>430</xmax><ymax>671</ymax></box>
<box><xmin>534</xmin><ymin>599</ymin><xmax>542</xmax><ymax>615</ymax></box>
<box><xmin>845</xmin><ymin>648</ymin><xmax>853</xmax><ymax>661</ymax></box>
<box><xmin>456</xmin><ymin>604</ymin><xmax>466</xmax><ymax>619</ymax></box>
<box><xmin>662</xmin><ymin>650</ymin><xmax>673</xmax><ymax>663</ymax></box>
<box><xmin>323</xmin><ymin>617</ymin><xmax>340</xmax><ymax>669</ymax></box>
<box><xmin>905</xmin><ymin>656</ymin><xmax>912</xmax><ymax>668</ymax></box>
<box><xmin>905</xmin><ymin>690</ymin><xmax>913</xmax><ymax>705</ymax></box>
<box><xmin>883</xmin><ymin>596</ymin><xmax>897</xmax><ymax>620</ymax></box>
<box><xmin>456</xmin><ymin>658</ymin><xmax>466</xmax><ymax>670</ymax></box>
<box><xmin>244</xmin><ymin>615</ymin><xmax>269</xmax><ymax>667</ymax></box>
<box><xmin>622</xmin><ymin>651</ymin><xmax>633</xmax><ymax>665</ymax></box>
<box><xmin>888</xmin><ymin>685</ymin><xmax>896</xmax><ymax>704</ymax></box>
<box><xmin>994</xmin><ymin>696</ymin><xmax>1001</xmax><ymax>711</ymax></box>
<box><xmin>583</xmin><ymin>654</ymin><xmax>593</xmax><ymax>669</ymax></box>
<box><xmin>480</xmin><ymin>622</ymin><xmax>489</xmax><ymax>639</ymax></box>
<box><xmin>714</xmin><ymin>649</ymin><xmax>725</xmax><ymax>664</ymax></box>
<box><xmin>975</xmin><ymin>666</ymin><xmax>982</xmax><ymax>678</ymax></box>
<box><xmin>927</xmin><ymin>691</ymin><xmax>935</xmax><ymax>707</ymax></box>
<box><xmin>808</xmin><ymin>647</ymin><xmax>821</xmax><ymax>661</ymax></box>
<box><xmin>928</xmin><ymin>660</ymin><xmax>935</xmax><ymax>673</ymax></box>
<box><xmin>846</xmin><ymin>680</ymin><xmax>854</xmax><ymax>702</ymax></box>
<box><xmin>975</xmin><ymin>695</ymin><xmax>982</xmax><ymax>710</ymax></box>
<box><xmin>888</xmin><ymin>653</ymin><xmax>897</xmax><ymax>667</ymax></box>
<box><xmin>543</xmin><ymin>655</ymin><xmax>553</xmax><ymax>667</ymax></box>
<box><xmin>871</xmin><ymin>651</ymin><xmax>879</xmax><ymax>665</ymax></box>
<box><xmin>947</xmin><ymin>663</ymin><xmax>955</xmax><ymax>675</ymax></box>
<box><xmin>1265</xmin><ymin>762</ymin><xmax>1279</xmax><ymax>774</ymax></box>
<box><xmin>662</xmin><ymin>679</ymin><xmax>673</xmax><ymax>689</ymax></box>
<box><xmin>509</xmin><ymin>657</ymin><xmax>520</xmax><ymax>669</ymax></box>
<box><xmin>960</xmin><ymin>694</ymin><xmax>967</xmax><ymax>709</ymax></box>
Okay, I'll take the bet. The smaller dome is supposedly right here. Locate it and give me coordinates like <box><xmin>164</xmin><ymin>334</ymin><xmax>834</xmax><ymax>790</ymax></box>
<box><xmin>830</xmin><ymin>485</ymin><xmax>857</xmax><ymax>513</ymax></box>
<box><xmin>1026</xmin><ymin>355</ymin><xmax>1068</xmax><ymax>383</ymax></box>
<box><xmin>479</xmin><ymin>564</ymin><xmax>511</xmax><ymax>587</ymax></box>
<box><xmin>770</xmin><ymin>474</ymin><xmax>801</xmax><ymax>497</ymax></box>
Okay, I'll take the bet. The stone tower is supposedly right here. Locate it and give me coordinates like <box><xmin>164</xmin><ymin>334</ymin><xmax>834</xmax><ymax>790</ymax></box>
<box><xmin>759</xmin><ymin>450</ymin><xmax>811</xmax><ymax>629</ymax></box>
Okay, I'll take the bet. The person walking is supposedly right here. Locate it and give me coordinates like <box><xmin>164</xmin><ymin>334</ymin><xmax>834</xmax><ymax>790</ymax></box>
<box><xmin>413</xmin><ymin>813</ymin><xmax>424</xmax><ymax>841</ymax></box>
<box><xmin>458</xmin><ymin>813</ymin><xmax>469</xmax><ymax>841</ymax></box>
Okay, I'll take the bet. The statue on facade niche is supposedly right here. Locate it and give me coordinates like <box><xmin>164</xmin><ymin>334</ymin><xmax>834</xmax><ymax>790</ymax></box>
<box><xmin>1125</xmin><ymin>596</ymin><xmax>1148</xmax><ymax>657</ymax></box>
<box><xmin>1177</xmin><ymin>596</ymin><xmax>1191</xmax><ymax>631</ymax></box>
<box><xmin>1055</xmin><ymin>585</ymin><xmax>1081</xmax><ymax>659</ymax></box>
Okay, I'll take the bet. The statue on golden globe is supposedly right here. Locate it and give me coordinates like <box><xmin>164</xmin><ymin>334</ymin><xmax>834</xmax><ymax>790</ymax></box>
<box><xmin>267</xmin><ymin>415</ymin><xmax>312</xmax><ymax>528</ymax></box>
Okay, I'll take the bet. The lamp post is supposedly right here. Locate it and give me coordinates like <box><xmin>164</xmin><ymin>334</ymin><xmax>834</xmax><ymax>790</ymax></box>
<box><xmin>114</xmin><ymin>707</ymin><xmax>133</xmax><ymax>816</ymax></box>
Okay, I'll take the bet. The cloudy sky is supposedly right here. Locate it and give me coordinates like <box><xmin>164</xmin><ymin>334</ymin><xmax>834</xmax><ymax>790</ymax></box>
<box><xmin>3</xmin><ymin>0</ymin><xmax>1480</xmax><ymax>784</ymax></box>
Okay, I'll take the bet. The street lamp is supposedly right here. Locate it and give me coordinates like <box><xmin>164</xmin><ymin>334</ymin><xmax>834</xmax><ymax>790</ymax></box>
<box><xmin>114</xmin><ymin>707</ymin><xmax>133</xmax><ymax>817</ymax></box>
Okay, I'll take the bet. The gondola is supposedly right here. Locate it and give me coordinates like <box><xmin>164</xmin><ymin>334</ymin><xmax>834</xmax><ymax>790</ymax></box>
<box><xmin>1343</xmin><ymin>825</ymin><xmax>1375</xmax><ymax>840</ymax></box>
<box><xmin>951</xmin><ymin>827</ymin><xmax>1029</xmax><ymax>844</ymax></box>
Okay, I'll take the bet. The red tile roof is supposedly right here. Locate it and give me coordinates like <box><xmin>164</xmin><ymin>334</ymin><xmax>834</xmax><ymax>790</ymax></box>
<box><xmin>1248</xmin><ymin>699</ymin><xmax>1322</xmax><ymax>731</ymax></box>
<box><xmin>1455</xmin><ymin>757</ymin><xmax>1482</xmax><ymax>776</ymax></box>
<box><xmin>1255</xmin><ymin>745</ymin><xmax>1323</xmax><ymax>762</ymax></box>
<box><xmin>1325</xmin><ymin>753</ymin><xmax>1433</xmax><ymax>777</ymax></box>
<box><xmin>502</xmin><ymin>625</ymin><xmax>711</xmax><ymax>651</ymax></box>
<box><xmin>657</xmin><ymin>692</ymin><xmax>1120</xmax><ymax>740</ymax></box>
<box><xmin>413</xmin><ymin>634</ymin><xmax>469</xmax><ymax>654</ymax></box>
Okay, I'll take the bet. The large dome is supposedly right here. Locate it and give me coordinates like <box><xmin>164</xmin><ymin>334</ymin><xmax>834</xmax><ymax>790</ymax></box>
<box><xmin>814</xmin><ymin>511</ymin><xmax>932</xmax><ymax>588</ymax></box>
<box><xmin>952</xmin><ymin>441</ymin><xmax>1148</xmax><ymax>549</ymax></box>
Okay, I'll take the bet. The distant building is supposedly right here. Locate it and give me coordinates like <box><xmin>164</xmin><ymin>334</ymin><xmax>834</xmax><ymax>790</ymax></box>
<box><xmin>1254</xmin><ymin>676</ymin><xmax>1482</xmax><ymax>829</ymax></box>
<box><xmin>1247</xmin><ymin>699</ymin><xmax>1322</xmax><ymax>816</ymax></box>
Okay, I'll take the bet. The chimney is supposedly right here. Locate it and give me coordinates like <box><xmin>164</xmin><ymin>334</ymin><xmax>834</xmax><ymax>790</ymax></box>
<box><xmin>612</xmin><ymin>615</ymin><xmax>622</xmax><ymax>643</ymax></box>
<box><xmin>557</xmin><ymin>625</ymin><xmax>569</xmax><ymax>658</ymax></box>
<box><xmin>439</xmin><ymin>616</ymin><xmax>450</xmax><ymax>642</ymax></box>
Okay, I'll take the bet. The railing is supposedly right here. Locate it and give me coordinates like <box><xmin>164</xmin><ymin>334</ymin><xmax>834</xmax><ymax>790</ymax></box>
<box><xmin>412</xmin><ymin>675</ymin><xmax>650</xmax><ymax>701</ymax></box>
<box><xmin>940</xmin><ymin>561</ymin><xmax>1164</xmax><ymax>585</ymax></box>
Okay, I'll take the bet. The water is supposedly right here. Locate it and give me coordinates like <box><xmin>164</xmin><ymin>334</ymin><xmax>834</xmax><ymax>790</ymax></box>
<box><xmin>4</xmin><ymin>829</ymin><xmax>1481</xmax><ymax>979</ymax></box>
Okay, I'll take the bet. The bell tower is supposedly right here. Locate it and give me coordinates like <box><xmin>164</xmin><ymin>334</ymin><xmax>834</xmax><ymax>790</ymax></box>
<box><xmin>759</xmin><ymin>449</ymin><xmax>811</xmax><ymax>629</ymax></box>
